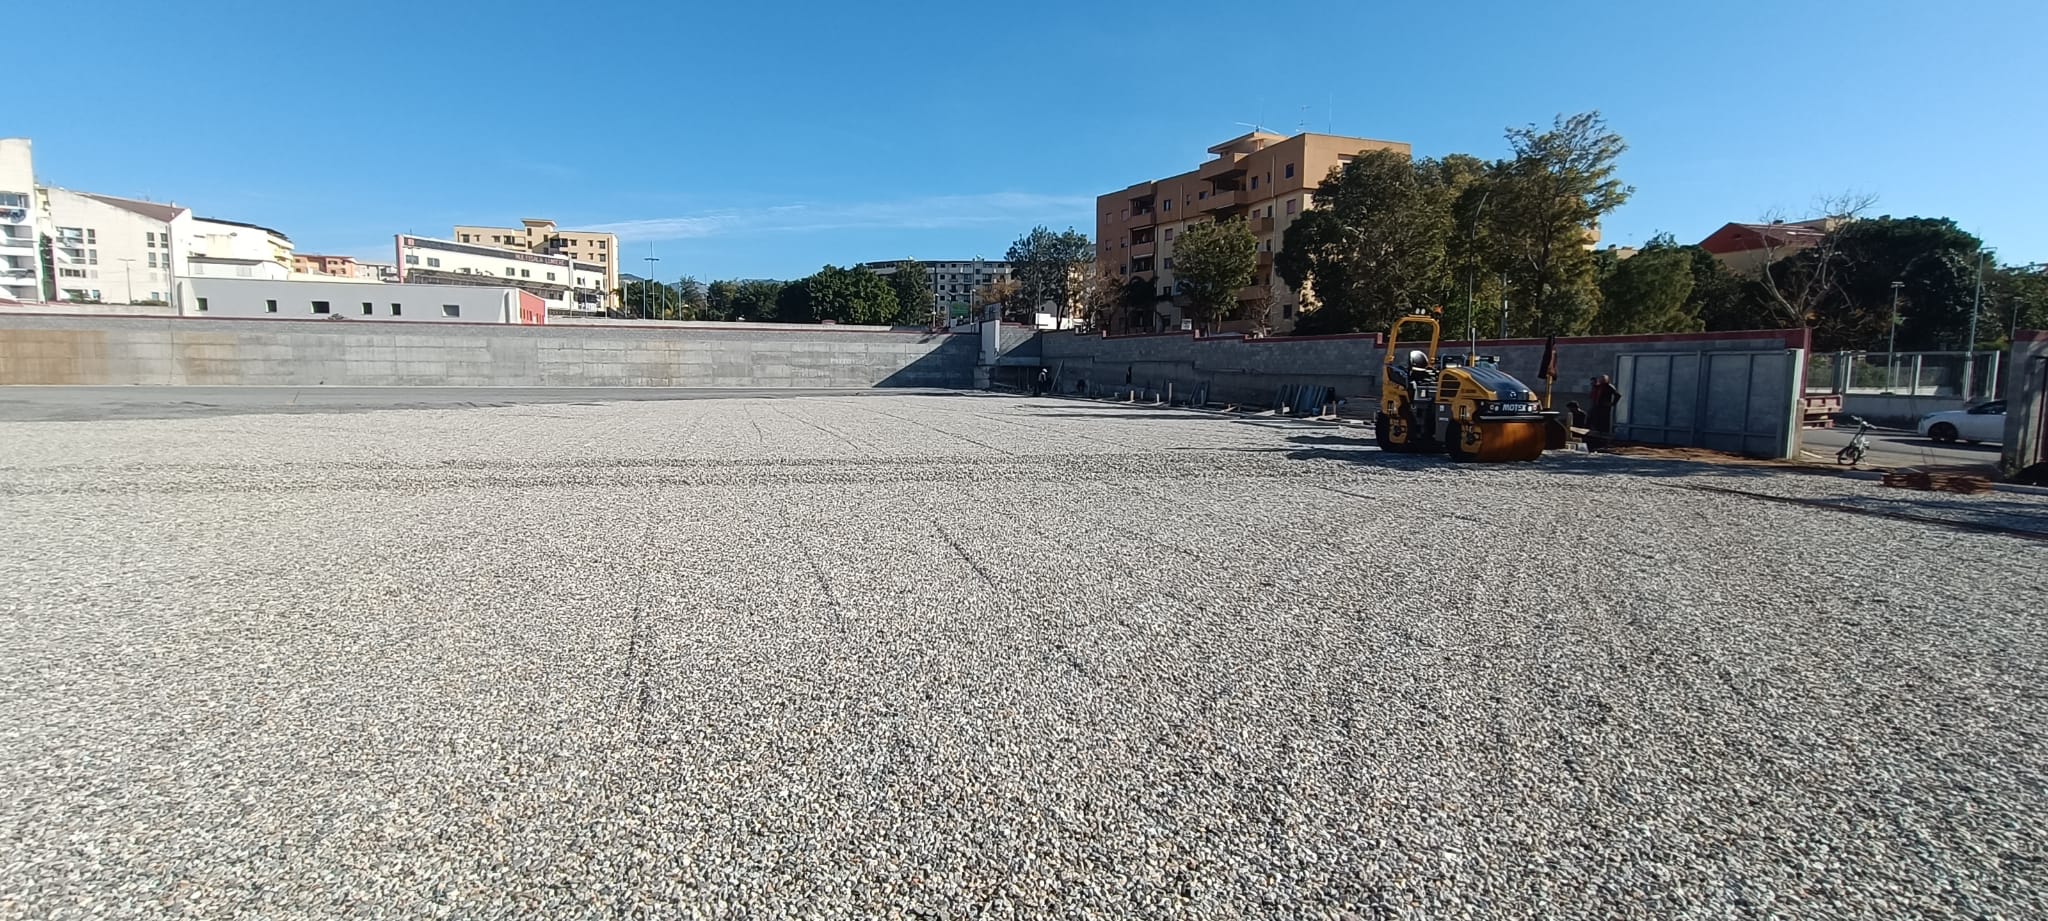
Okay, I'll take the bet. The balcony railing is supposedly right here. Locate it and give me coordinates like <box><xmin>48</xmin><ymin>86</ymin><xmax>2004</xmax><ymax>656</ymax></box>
<box><xmin>1257</xmin><ymin>216</ymin><xmax>1276</xmax><ymax>234</ymax></box>
<box><xmin>1199</xmin><ymin>189</ymin><xmax>1244</xmax><ymax>212</ymax></box>
<box><xmin>1197</xmin><ymin>153</ymin><xmax>1247</xmax><ymax>181</ymax></box>
<box><xmin>1129</xmin><ymin>241</ymin><xmax>1156</xmax><ymax>259</ymax></box>
<box><xmin>1127</xmin><ymin>209</ymin><xmax>1156</xmax><ymax>228</ymax></box>
<box><xmin>0</xmin><ymin>234</ymin><xmax>34</xmax><ymax>249</ymax></box>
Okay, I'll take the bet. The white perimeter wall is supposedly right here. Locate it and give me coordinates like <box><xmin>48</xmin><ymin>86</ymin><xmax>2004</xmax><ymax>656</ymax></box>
<box><xmin>178</xmin><ymin>277</ymin><xmax>516</xmax><ymax>323</ymax></box>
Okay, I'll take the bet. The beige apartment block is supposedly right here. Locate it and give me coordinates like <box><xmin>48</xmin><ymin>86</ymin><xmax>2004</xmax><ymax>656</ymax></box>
<box><xmin>453</xmin><ymin>218</ymin><xmax>618</xmax><ymax>310</ymax></box>
<box><xmin>1095</xmin><ymin>130</ymin><xmax>1410</xmax><ymax>334</ymax></box>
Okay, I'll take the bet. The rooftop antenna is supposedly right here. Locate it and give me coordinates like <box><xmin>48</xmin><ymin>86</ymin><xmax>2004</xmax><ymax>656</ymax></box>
<box><xmin>1328</xmin><ymin>92</ymin><xmax>1333</xmax><ymax>133</ymax></box>
<box><xmin>1298</xmin><ymin>105</ymin><xmax>1309</xmax><ymax>134</ymax></box>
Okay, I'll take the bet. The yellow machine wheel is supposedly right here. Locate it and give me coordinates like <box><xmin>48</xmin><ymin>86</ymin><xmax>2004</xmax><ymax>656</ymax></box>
<box><xmin>1469</xmin><ymin>421</ymin><xmax>1547</xmax><ymax>462</ymax></box>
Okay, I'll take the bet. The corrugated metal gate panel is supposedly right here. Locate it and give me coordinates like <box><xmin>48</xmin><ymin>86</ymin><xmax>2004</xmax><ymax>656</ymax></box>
<box><xmin>1616</xmin><ymin>349</ymin><xmax>1798</xmax><ymax>458</ymax></box>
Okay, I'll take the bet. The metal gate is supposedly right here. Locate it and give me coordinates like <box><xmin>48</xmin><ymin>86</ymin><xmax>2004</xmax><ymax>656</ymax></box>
<box><xmin>1613</xmin><ymin>349</ymin><xmax>1803</xmax><ymax>458</ymax></box>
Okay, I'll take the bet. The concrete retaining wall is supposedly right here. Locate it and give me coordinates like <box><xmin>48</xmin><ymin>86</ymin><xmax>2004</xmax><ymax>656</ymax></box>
<box><xmin>1039</xmin><ymin>327</ymin><xmax>1812</xmax><ymax>414</ymax></box>
<box><xmin>0</xmin><ymin>314</ymin><xmax>975</xmax><ymax>388</ymax></box>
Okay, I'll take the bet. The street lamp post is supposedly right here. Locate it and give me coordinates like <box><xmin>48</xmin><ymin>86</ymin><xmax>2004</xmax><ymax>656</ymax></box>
<box><xmin>117</xmin><ymin>257</ymin><xmax>135</xmax><ymax>305</ymax></box>
<box><xmin>1887</xmin><ymin>280</ymin><xmax>1905</xmax><ymax>392</ymax></box>
<box><xmin>643</xmin><ymin>246</ymin><xmax>660</xmax><ymax>320</ymax></box>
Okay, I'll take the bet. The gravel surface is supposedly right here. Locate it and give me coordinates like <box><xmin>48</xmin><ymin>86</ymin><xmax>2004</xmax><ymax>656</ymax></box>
<box><xmin>1</xmin><ymin>393</ymin><xmax>2043</xmax><ymax>919</ymax></box>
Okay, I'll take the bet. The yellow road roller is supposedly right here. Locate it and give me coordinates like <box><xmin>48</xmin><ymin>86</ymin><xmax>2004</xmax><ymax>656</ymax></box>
<box><xmin>1374</xmin><ymin>312</ymin><xmax>1547</xmax><ymax>462</ymax></box>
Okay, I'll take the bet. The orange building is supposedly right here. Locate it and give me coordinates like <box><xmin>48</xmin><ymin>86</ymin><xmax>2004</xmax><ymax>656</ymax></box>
<box><xmin>293</xmin><ymin>253</ymin><xmax>359</xmax><ymax>277</ymax></box>
<box><xmin>1095</xmin><ymin>130</ymin><xmax>1410</xmax><ymax>334</ymax></box>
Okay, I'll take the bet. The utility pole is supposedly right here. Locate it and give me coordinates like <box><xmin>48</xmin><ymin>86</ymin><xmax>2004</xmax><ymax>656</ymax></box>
<box><xmin>1465</xmin><ymin>190</ymin><xmax>1490</xmax><ymax>360</ymax></box>
<box><xmin>1963</xmin><ymin>251</ymin><xmax>1986</xmax><ymax>399</ymax></box>
<box><xmin>117</xmin><ymin>257</ymin><xmax>135</xmax><ymax>304</ymax></box>
<box><xmin>1887</xmin><ymin>280</ymin><xmax>1904</xmax><ymax>392</ymax></box>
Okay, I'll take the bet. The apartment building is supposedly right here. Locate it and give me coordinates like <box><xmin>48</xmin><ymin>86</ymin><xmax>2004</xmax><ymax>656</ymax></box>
<box><xmin>1095</xmin><ymin>130</ymin><xmax>1410</xmax><ymax>334</ymax></box>
<box><xmin>0</xmin><ymin>139</ymin><xmax>39</xmax><ymax>302</ymax></box>
<box><xmin>395</xmin><ymin>234</ymin><xmax>605</xmax><ymax>314</ymax></box>
<box><xmin>181</xmin><ymin>217</ymin><xmax>294</xmax><ymax>281</ymax></box>
<box><xmin>452</xmin><ymin>218</ymin><xmax>618</xmax><ymax>310</ymax></box>
<box><xmin>1697</xmin><ymin>219</ymin><xmax>1839</xmax><ymax>277</ymax></box>
<box><xmin>293</xmin><ymin>253</ymin><xmax>359</xmax><ymax>277</ymax></box>
<box><xmin>859</xmin><ymin>259</ymin><xmax>1015</xmax><ymax>308</ymax></box>
<box><xmin>40</xmin><ymin>188</ymin><xmax>191</xmax><ymax>304</ymax></box>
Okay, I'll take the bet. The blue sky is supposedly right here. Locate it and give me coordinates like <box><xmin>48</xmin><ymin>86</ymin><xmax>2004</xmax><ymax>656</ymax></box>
<box><xmin>15</xmin><ymin>1</ymin><xmax>2046</xmax><ymax>279</ymax></box>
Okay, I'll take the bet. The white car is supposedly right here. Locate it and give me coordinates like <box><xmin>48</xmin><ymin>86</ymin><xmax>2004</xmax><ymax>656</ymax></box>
<box><xmin>1917</xmin><ymin>400</ymin><xmax>2006</xmax><ymax>444</ymax></box>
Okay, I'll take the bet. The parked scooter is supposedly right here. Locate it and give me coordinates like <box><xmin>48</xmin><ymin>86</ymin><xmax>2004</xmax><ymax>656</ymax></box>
<box><xmin>1836</xmin><ymin>417</ymin><xmax>1874</xmax><ymax>466</ymax></box>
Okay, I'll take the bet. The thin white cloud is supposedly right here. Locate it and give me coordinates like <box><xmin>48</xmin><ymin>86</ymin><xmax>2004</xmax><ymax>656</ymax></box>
<box><xmin>582</xmin><ymin>192</ymin><xmax>1095</xmax><ymax>242</ymax></box>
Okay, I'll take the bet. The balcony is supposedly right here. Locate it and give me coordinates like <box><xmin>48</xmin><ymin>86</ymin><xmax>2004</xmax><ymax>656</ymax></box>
<box><xmin>1257</xmin><ymin>215</ymin><xmax>1276</xmax><ymax>234</ymax></box>
<box><xmin>1127</xmin><ymin>208</ymin><xmax>1156</xmax><ymax>228</ymax></box>
<box><xmin>1256</xmin><ymin>250</ymin><xmax>1273</xmax><ymax>269</ymax></box>
<box><xmin>1236</xmin><ymin>284</ymin><xmax>1271</xmax><ymax>303</ymax></box>
<box><xmin>1197</xmin><ymin>152</ymin><xmax>1247</xmax><ymax>181</ymax></box>
<box><xmin>1199</xmin><ymin>189</ymin><xmax>1244</xmax><ymax>213</ymax></box>
<box><xmin>0</xmin><ymin>233</ymin><xmax>34</xmax><ymax>250</ymax></box>
<box><xmin>1129</xmin><ymin>240</ymin><xmax>1156</xmax><ymax>259</ymax></box>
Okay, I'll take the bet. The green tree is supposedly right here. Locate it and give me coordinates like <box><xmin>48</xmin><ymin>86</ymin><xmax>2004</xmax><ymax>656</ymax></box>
<box><xmin>1985</xmin><ymin>264</ymin><xmax>2048</xmax><ymax>346</ymax></box>
<box><xmin>1589</xmin><ymin>235</ymin><xmax>1701</xmax><ymax>334</ymax></box>
<box><xmin>777</xmin><ymin>265</ymin><xmax>901</xmax><ymax>325</ymax></box>
<box><xmin>1172</xmin><ymin>218</ymin><xmax>1257</xmax><ymax>331</ymax></box>
<box><xmin>618</xmin><ymin>279</ymin><xmax>681</xmax><ymax>319</ymax></box>
<box><xmin>1768</xmin><ymin>216</ymin><xmax>1985</xmax><ymax>351</ymax></box>
<box><xmin>1275</xmin><ymin>149</ymin><xmax>1460</xmax><ymax>334</ymax></box>
<box><xmin>1480</xmin><ymin>111</ymin><xmax>1632</xmax><ymax>336</ymax></box>
<box><xmin>1006</xmin><ymin>226</ymin><xmax>1094</xmax><ymax>321</ymax></box>
<box><xmin>1120</xmin><ymin>275</ymin><xmax>1158</xmax><ymax>331</ymax></box>
<box><xmin>675</xmin><ymin>275</ymin><xmax>708</xmax><ymax>320</ymax></box>
<box><xmin>885</xmin><ymin>259</ymin><xmax>937</xmax><ymax>326</ymax></box>
<box><xmin>1688</xmin><ymin>247</ymin><xmax>1782</xmax><ymax>332</ymax></box>
<box><xmin>706</xmin><ymin>279</ymin><xmax>789</xmax><ymax>322</ymax></box>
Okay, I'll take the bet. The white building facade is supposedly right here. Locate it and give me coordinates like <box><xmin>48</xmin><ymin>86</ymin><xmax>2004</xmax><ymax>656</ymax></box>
<box><xmin>178</xmin><ymin>216</ymin><xmax>293</xmax><ymax>281</ymax></box>
<box><xmin>177</xmin><ymin>276</ymin><xmax>544</xmax><ymax>324</ymax></box>
<box><xmin>861</xmin><ymin>259</ymin><xmax>1015</xmax><ymax>312</ymax></box>
<box><xmin>41</xmin><ymin>189</ymin><xmax>187</xmax><ymax>305</ymax></box>
<box><xmin>396</xmin><ymin>235</ymin><xmax>604</xmax><ymax>315</ymax></box>
<box><xmin>0</xmin><ymin>139</ymin><xmax>40</xmax><ymax>303</ymax></box>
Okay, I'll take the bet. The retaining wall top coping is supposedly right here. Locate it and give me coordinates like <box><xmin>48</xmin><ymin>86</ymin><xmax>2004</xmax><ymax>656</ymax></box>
<box><xmin>0</xmin><ymin>312</ymin><xmax>962</xmax><ymax>337</ymax></box>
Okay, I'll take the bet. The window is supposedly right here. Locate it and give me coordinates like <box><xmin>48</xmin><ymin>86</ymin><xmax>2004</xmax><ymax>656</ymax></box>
<box><xmin>1163</xmin><ymin>257</ymin><xmax>1174</xmax><ymax>269</ymax></box>
<box><xmin>89</xmin><ymin>289</ymin><xmax>100</xmax><ymax>300</ymax></box>
<box><xmin>1164</xmin><ymin>228</ymin><xmax>1174</xmax><ymax>241</ymax></box>
<box><xmin>145</xmin><ymin>232</ymin><xmax>155</xmax><ymax>245</ymax></box>
<box><xmin>441</xmin><ymin>304</ymin><xmax>460</xmax><ymax>318</ymax></box>
<box><xmin>1286</xmin><ymin>199</ymin><xmax>1299</xmax><ymax>215</ymax></box>
<box><xmin>1162</xmin><ymin>200</ymin><xmax>1171</xmax><ymax>212</ymax></box>
<box><xmin>504</xmin><ymin>268</ymin><xmax>515</xmax><ymax>277</ymax></box>
<box><xmin>391</xmin><ymin>303</ymin><xmax>402</xmax><ymax>316</ymax></box>
<box><xmin>1284</xmin><ymin>163</ymin><xmax>1296</xmax><ymax>179</ymax></box>
<box><xmin>426</xmin><ymin>257</ymin><xmax>441</xmax><ymax>268</ymax></box>
<box><xmin>460</xmin><ymin>234</ymin><xmax>470</xmax><ymax>242</ymax></box>
<box><xmin>546</xmin><ymin>271</ymin><xmax>556</xmax><ymax>281</ymax></box>
<box><xmin>520</xmin><ymin>269</ymin><xmax>530</xmax><ymax>278</ymax></box>
<box><xmin>405</xmin><ymin>255</ymin><xmax>420</xmax><ymax>265</ymax></box>
<box><xmin>1283</xmin><ymin>303</ymin><xmax>1295</xmax><ymax>319</ymax></box>
<box><xmin>597</xmin><ymin>240</ymin><xmax>606</xmax><ymax>249</ymax></box>
<box><xmin>150</xmin><ymin>291</ymin><xmax>161</xmax><ymax>302</ymax></box>
<box><xmin>196</xmin><ymin>297</ymin><xmax>208</xmax><ymax>312</ymax></box>
<box><xmin>86</xmin><ymin>229</ymin><xmax>96</xmax><ymax>243</ymax></box>
<box><xmin>1250</xmin><ymin>176</ymin><xmax>1259</xmax><ymax>190</ymax></box>
<box><xmin>265</xmin><ymin>299</ymin><xmax>278</xmax><ymax>313</ymax></box>
<box><xmin>361</xmin><ymin>302</ymin><xmax>373</xmax><ymax>315</ymax></box>
<box><xmin>88</xmin><ymin>249</ymin><xmax>98</xmax><ymax>265</ymax></box>
<box><xmin>59</xmin><ymin>268</ymin><xmax>84</xmax><ymax>278</ymax></box>
<box><xmin>147</xmin><ymin>253</ymin><xmax>157</xmax><ymax>268</ymax></box>
<box><xmin>1197</xmin><ymin>191</ymin><xmax>1207</xmax><ymax>200</ymax></box>
<box><xmin>311</xmin><ymin>300</ymin><xmax>331</xmax><ymax>314</ymax></box>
